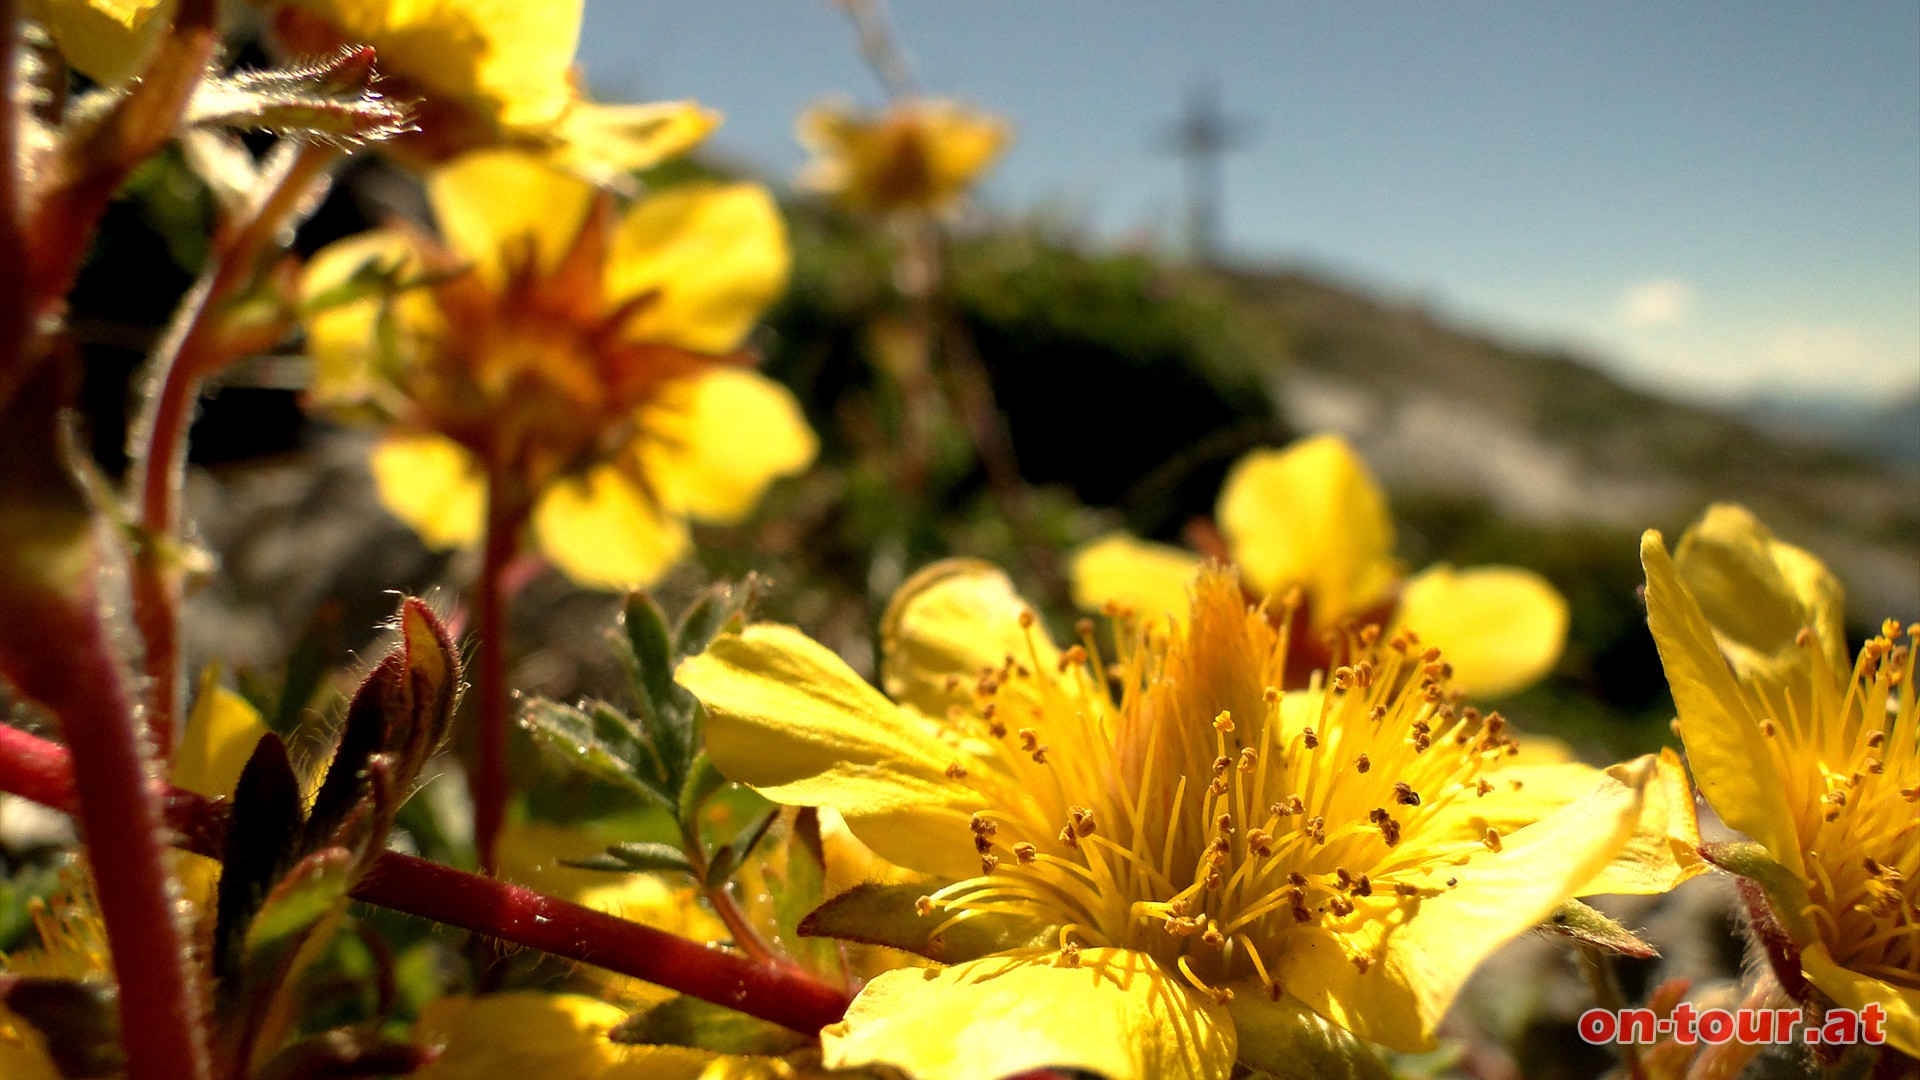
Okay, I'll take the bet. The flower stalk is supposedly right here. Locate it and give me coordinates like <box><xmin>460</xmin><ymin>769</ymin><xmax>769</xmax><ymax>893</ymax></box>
<box><xmin>0</xmin><ymin>722</ymin><xmax>857</xmax><ymax>1036</ymax></box>
<box><xmin>128</xmin><ymin>139</ymin><xmax>342</xmax><ymax>754</ymax></box>
<box><xmin>472</xmin><ymin>466</ymin><xmax>531</xmax><ymax>877</ymax></box>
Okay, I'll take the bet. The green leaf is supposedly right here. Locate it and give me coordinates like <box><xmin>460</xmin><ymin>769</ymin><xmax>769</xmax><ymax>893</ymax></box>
<box><xmin>768</xmin><ymin>810</ymin><xmax>839</xmax><ymax>972</ymax></box>
<box><xmin>1699</xmin><ymin>840</ymin><xmax>1820</xmax><ymax>945</ymax></box>
<box><xmin>672</xmin><ymin>579</ymin><xmax>754</xmax><ymax>661</ymax></box>
<box><xmin>622</xmin><ymin>591</ymin><xmax>676</xmax><ymax>711</ymax></box>
<box><xmin>1536</xmin><ymin>899</ymin><xmax>1657</xmax><ymax>959</ymax></box>
<box><xmin>563</xmin><ymin>842</ymin><xmax>692</xmax><ymax>876</ymax></box>
<box><xmin>242</xmin><ymin>847</ymin><xmax>355</xmax><ymax>982</ymax></box>
<box><xmin>609</xmin><ymin>994</ymin><xmax>810</xmax><ymax>1056</ymax></box>
<box><xmin>677</xmin><ymin>753</ymin><xmax>728</xmax><ymax>828</ymax></box>
<box><xmin>0</xmin><ymin>975</ymin><xmax>123</xmax><ymax>1079</ymax></box>
<box><xmin>214</xmin><ymin>732</ymin><xmax>306</xmax><ymax>993</ymax></box>
<box><xmin>520</xmin><ymin>698</ymin><xmax>668</xmax><ymax>807</ymax></box>
<box><xmin>800</xmin><ymin>882</ymin><xmax>1054</xmax><ymax>964</ymax></box>
<box><xmin>704</xmin><ymin>807</ymin><xmax>779</xmax><ymax>888</ymax></box>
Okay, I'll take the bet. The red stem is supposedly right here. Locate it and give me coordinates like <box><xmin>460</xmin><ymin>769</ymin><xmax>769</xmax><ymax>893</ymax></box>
<box><xmin>0</xmin><ymin>611</ymin><xmax>212</xmax><ymax>1080</ymax></box>
<box><xmin>0</xmin><ymin>0</ymin><xmax>26</xmax><ymax>411</ymax></box>
<box><xmin>0</xmin><ymin>724</ymin><xmax>854</xmax><ymax>1036</ymax></box>
<box><xmin>471</xmin><ymin>466</ymin><xmax>524</xmax><ymax>877</ymax></box>
<box><xmin>128</xmin><ymin>142</ymin><xmax>341</xmax><ymax>755</ymax></box>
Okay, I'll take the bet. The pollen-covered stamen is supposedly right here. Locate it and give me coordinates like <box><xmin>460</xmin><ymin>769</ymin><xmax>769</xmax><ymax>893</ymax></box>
<box><xmin>924</xmin><ymin>569</ymin><xmax>1528</xmax><ymax>995</ymax></box>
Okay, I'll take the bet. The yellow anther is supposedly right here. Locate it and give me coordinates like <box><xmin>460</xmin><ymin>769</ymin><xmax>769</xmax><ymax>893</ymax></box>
<box><xmin>1013</xmin><ymin>842</ymin><xmax>1038</xmax><ymax>864</ymax></box>
<box><xmin>945</xmin><ymin>762</ymin><xmax>968</xmax><ymax>779</ymax></box>
<box><xmin>1213</xmin><ymin>710</ymin><xmax>1235</xmax><ymax>732</ymax></box>
<box><xmin>1018</xmin><ymin>610</ymin><xmax>1036</xmax><ymax>629</ymax></box>
<box><xmin>1483</xmin><ymin>828</ymin><xmax>1503</xmax><ymax>852</ymax></box>
<box><xmin>915</xmin><ymin>895</ymin><xmax>935</xmax><ymax>916</ymax></box>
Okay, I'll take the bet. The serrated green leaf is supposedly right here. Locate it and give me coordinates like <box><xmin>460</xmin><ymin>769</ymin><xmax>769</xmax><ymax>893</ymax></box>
<box><xmin>609</xmin><ymin>994</ymin><xmax>809</xmax><ymax>1056</ymax></box>
<box><xmin>799</xmin><ymin>882</ymin><xmax>1054</xmax><ymax>963</ymax></box>
<box><xmin>1536</xmin><ymin>899</ymin><xmax>1657</xmax><ymax>959</ymax></box>
<box><xmin>623</xmin><ymin>592</ymin><xmax>675</xmax><ymax>709</ymax></box>
<box><xmin>563</xmin><ymin>842</ymin><xmax>692</xmax><ymax>876</ymax></box>
<box><xmin>520</xmin><ymin>698</ymin><xmax>668</xmax><ymax>807</ymax></box>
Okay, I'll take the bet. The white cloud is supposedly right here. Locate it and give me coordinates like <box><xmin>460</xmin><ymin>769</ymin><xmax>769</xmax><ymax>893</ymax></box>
<box><xmin>1618</xmin><ymin>278</ymin><xmax>1696</xmax><ymax>329</ymax></box>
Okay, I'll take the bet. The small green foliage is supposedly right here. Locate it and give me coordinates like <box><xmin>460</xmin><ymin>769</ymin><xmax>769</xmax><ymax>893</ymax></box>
<box><xmin>799</xmin><ymin>882</ymin><xmax>1054</xmax><ymax>964</ymax></box>
<box><xmin>522</xmin><ymin>579</ymin><xmax>769</xmax><ymax>892</ymax></box>
<box><xmin>1537</xmin><ymin>899</ymin><xmax>1657</xmax><ymax>959</ymax></box>
<box><xmin>610</xmin><ymin>994</ymin><xmax>810</xmax><ymax>1057</ymax></box>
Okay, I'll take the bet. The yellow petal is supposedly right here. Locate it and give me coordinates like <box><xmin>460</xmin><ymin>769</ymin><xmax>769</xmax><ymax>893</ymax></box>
<box><xmin>531</xmin><ymin>465</ymin><xmax>689</xmax><ymax>591</ymax></box>
<box><xmin>299</xmin><ymin>229</ymin><xmax>439</xmax><ymax>406</ymax></box>
<box><xmin>0</xmin><ymin>1016</ymin><xmax>62</xmax><ymax>1080</ymax></box>
<box><xmin>1673</xmin><ymin>503</ymin><xmax>1848</xmax><ymax>685</ymax></box>
<box><xmin>823</xmin><ymin>949</ymin><xmax>1236</xmax><ymax>1080</ymax></box>
<box><xmin>1799</xmin><ymin>943</ymin><xmax>1920</xmax><ymax>1059</ymax></box>
<box><xmin>170</xmin><ymin>667</ymin><xmax>269</xmax><ymax>799</ymax></box>
<box><xmin>549</xmin><ymin>100</ymin><xmax>720</xmax><ymax>183</ymax></box>
<box><xmin>1641</xmin><ymin>530</ymin><xmax>1803</xmax><ymax>877</ymax></box>
<box><xmin>1281</xmin><ymin>756</ymin><xmax>1652</xmax><ymax>1051</ymax></box>
<box><xmin>878</xmin><ymin>558</ymin><xmax>1077</xmax><ymax>721</ymax></box>
<box><xmin>1576</xmin><ymin>749</ymin><xmax>1707</xmax><ymax>896</ymax></box>
<box><xmin>606</xmin><ymin>182</ymin><xmax>790</xmax><ymax>354</ymax></box>
<box><xmin>427</xmin><ymin>150</ymin><xmax>596</xmax><ymax>285</ymax></box>
<box><xmin>1216</xmin><ymin>436</ymin><xmax>1399</xmax><ymax>630</ymax></box>
<box><xmin>640</xmin><ymin>369</ymin><xmax>817</xmax><ymax>525</ymax></box>
<box><xmin>1395</xmin><ymin>564</ymin><xmax>1567</xmax><ymax>698</ymax></box>
<box><xmin>676</xmin><ymin>625</ymin><xmax>985</xmax><ymax>881</ymax></box>
<box><xmin>370</xmin><ymin>433</ymin><xmax>486</xmax><ymax>551</ymax></box>
<box><xmin>1225</xmin><ymin>991</ymin><xmax>1391</xmax><ymax>1079</ymax></box>
<box><xmin>1067</xmin><ymin>533</ymin><xmax>1204</xmax><ymax>631</ymax></box>
<box><xmin>412</xmin><ymin>992</ymin><xmax>627</xmax><ymax>1080</ymax></box>
<box><xmin>27</xmin><ymin>0</ymin><xmax>174</xmax><ymax>86</ymax></box>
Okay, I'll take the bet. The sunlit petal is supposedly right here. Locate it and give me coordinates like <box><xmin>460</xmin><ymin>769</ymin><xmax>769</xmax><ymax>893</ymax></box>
<box><xmin>606</xmin><ymin>182</ymin><xmax>790</xmax><ymax>354</ymax></box>
<box><xmin>677</xmin><ymin>626</ymin><xmax>986</xmax><ymax>881</ymax></box>
<box><xmin>1067</xmin><ymin>533</ymin><xmax>1204</xmax><ymax>632</ymax></box>
<box><xmin>640</xmin><ymin>369</ymin><xmax>817</xmax><ymax>525</ymax></box>
<box><xmin>531</xmin><ymin>465</ymin><xmax>689</xmax><ymax>591</ymax></box>
<box><xmin>370</xmin><ymin>433</ymin><xmax>486</xmax><ymax>551</ymax></box>
<box><xmin>427</xmin><ymin>150</ymin><xmax>596</xmax><ymax>284</ymax></box>
<box><xmin>1217</xmin><ymin>435</ymin><xmax>1399</xmax><ymax>629</ymax></box>
<box><xmin>823</xmin><ymin>949</ymin><xmax>1236</xmax><ymax>1080</ymax></box>
<box><xmin>1396</xmin><ymin>564</ymin><xmax>1568</xmax><ymax>697</ymax></box>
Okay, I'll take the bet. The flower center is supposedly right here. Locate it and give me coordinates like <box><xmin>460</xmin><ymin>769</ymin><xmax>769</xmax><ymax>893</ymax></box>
<box><xmin>921</xmin><ymin>570</ymin><xmax>1527</xmax><ymax>1003</ymax></box>
<box><xmin>1770</xmin><ymin>620</ymin><xmax>1920</xmax><ymax>990</ymax></box>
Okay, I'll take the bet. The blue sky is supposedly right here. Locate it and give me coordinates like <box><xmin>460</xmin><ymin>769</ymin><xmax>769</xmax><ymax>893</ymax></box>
<box><xmin>578</xmin><ymin>2</ymin><xmax>1920</xmax><ymax>407</ymax></box>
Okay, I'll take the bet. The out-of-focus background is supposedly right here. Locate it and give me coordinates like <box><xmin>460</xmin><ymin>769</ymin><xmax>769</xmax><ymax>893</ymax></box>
<box><xmin>40</xmin><ymin>6</ymin><xmax>1918</xmax><ymax>1074</ymax></box>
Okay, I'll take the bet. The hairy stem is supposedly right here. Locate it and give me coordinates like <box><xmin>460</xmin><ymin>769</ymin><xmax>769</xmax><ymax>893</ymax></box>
<box><xmin>128</xmin><ymin>141</ymin><xmax>341</xmax><ymax>755</ymax></box>
<box><xmin>0</xmin><ymin>724</ymin><xmax>855</xmax><ymax>1035</ymax></box>
<box><xmin>471</xmin><ymin>466</ymin><xmax>526</xmax><ymax>877</ymax></box>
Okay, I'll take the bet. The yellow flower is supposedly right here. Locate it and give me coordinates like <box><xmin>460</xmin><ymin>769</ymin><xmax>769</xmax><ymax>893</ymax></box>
<box><xmin>265</xmin><ymin>0</ymin><xmax>715</xmax><ymax>178</ymax></box>
<box><xmin>1071</xmin><ymin>433</ymin><xmax>1569</xmax><ymax>697</ymax></box>
<box><xmin>677</xmin><ymin>559</ymin><xmax>1682</xmax><ymax>1076</ymax></box>
<box><xmin>1642</xmin><ymin>504</ymin><xmax>1919</xmax><ymax>1056</ymax></box>
<box><xmin>300</xmin><ymin>150</ymin><xmax>816</xmax><ymax>590</ymax></box>
<box><xmin>796</xmin><ymin>97</ymin><xmax>1009</xmax><ymax>214</ymax></box>
<box><xmin>25</xmin><ymin>0</ymin><xmax>175</xmax><ymax>86</ymax></box>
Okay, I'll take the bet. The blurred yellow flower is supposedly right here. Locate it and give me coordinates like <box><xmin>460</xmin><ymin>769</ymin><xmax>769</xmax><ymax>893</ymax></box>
<box><xmin>1642</xmin><ymin>504</ymin><xmax>1918</xmax><ymax>1057</ymax></box>
<box><xmin>300</xmin><ymin>150</ymin><xmax>816</xmax><ymax>590</ymax></box>
<box><xmin>266</xmin><ymin>0</ymin><xmax>715</xmax><ymax>178</ymax></box>
<box><xmin>797</xmin><ymin>97</ymin><xmax>1008</xmax><ymax>214</ymax></box>
<box><xmin>679</xmin><ymin>559</ymin><xmax>1682</xmax><ymax>1076</ymax></box>
<box><xmin>25</xmin><ymin>0</ymin><xmax>175</xmax><ymax>86</ymax></box>
<box><xmin>1071</xmin><ymin>433</ymin><xmax>1569</xmax><ymax>697</ymax></box>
